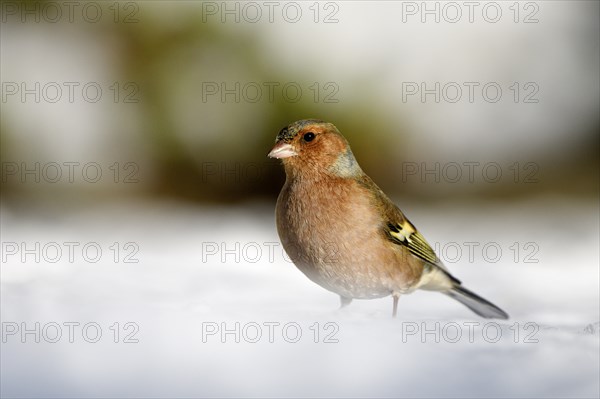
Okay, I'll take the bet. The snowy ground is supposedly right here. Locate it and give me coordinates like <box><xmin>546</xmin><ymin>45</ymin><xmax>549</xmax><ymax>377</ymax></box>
<box><xmin>1</xmin><ymin>197</ymin><xmax>598</xmax><ymax>398</ymax></box>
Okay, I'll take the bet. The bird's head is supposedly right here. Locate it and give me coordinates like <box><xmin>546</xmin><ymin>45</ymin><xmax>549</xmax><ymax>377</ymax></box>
<box><xmin>268</xmin><ymin>119</ymin><xmax>363</xmax><ymax>179</ymax></box>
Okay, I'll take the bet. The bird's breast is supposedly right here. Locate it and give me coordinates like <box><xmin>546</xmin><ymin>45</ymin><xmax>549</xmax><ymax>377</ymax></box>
<box><xmin>275</xmin><ymin>177</ymin><xmax>412</xmax><ymax>298</ymax></box>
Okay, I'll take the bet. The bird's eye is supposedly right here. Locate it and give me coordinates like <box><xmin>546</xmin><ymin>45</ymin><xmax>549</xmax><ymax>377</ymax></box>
<box><xmin>303</xmin><ymin>132</ymin><xmax>316</xmax><ymax>142</ymax></box>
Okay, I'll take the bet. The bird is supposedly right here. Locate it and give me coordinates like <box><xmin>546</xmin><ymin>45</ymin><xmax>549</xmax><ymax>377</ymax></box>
<box><xmin>268</xmin><ymin>119</ymin><xmax>508</xmax><ymax>319</ymax></box>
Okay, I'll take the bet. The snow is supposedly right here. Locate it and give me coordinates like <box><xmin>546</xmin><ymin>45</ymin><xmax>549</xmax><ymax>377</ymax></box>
<box><xmin>1</xmin><ymin>198</ymin><xmax>599</xmax><ymax>398</ymax></box>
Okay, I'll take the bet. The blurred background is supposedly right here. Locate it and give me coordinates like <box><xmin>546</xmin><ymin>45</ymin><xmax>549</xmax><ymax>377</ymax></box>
<box><xmin>1</xmin><ymin>1</ymin><xmax>599</xmax><ymax>398</ymax></box>
<box><xmin>1</xmin><ymin>0</ymin><xmax>598</xmax><ymax>204</ymax></box>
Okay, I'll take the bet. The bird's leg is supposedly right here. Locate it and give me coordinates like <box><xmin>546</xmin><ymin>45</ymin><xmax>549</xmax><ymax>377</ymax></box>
<box><xmin>392</xmin><ymin>293</ymin><xmax>400</xmax><ymax>317</ymax></box>
<box><xmin>339</xmin><ymin>296</ymin><xmax>353</xmax><ymax>309</ymax></box>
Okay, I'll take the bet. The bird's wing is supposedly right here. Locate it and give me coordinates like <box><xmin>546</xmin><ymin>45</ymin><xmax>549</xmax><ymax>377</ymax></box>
<box><xmin>356</xmin><ymin>174</ymin><xmax>455</xmax><ymax>276</ymax></box>
<box><xmin>385</xmin><ymin>219</ymin><xmax>440</xmax><ymax>267</ymax></box>
<box><xmin>385</xmin><ymin>214</ymin><xmax>461</xmax><ymax>286</ymax></box>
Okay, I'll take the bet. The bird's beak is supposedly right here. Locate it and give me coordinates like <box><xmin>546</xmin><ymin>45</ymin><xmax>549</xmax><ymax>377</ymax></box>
<box><xmin>268</xmin><ymin>142</ymin><xmax>297</xmax><ymax>159</ymax></box>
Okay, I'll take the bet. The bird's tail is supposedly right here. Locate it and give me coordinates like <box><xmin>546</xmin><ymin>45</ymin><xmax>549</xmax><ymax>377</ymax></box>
<box><xmin>444</xmin><ymin>285</ymin><xmax>509</xmax><ymax>319</ymax></box>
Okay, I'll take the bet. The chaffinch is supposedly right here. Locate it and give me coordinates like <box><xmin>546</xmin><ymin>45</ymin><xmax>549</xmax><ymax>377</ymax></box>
<box><xmin>268</xmin><ymin>119</ymin><xmax>508</xmax><ymax>319</ymax></box>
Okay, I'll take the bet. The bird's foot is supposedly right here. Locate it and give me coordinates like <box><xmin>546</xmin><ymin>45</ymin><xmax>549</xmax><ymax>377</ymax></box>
<box><xmin>339</xmin><ymin>296</ymin><xmax>352</xmax><ymax>309</ymax></box>
<box><xmin>392</xmin><ymin>292</ymin><xmax>400</xmax><ymax>317</ymax></box>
